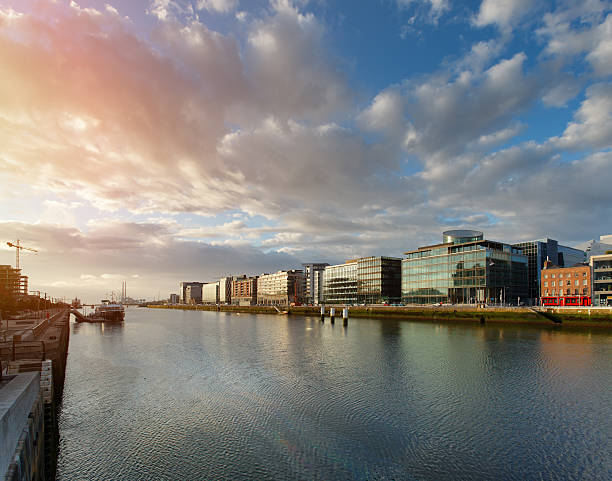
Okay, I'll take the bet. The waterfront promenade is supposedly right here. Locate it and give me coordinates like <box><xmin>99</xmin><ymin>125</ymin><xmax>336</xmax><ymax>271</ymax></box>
<box><xmin>1</xmin><ymin>309</ymin><xmax>70</xmax><ymax>481</ymax></box>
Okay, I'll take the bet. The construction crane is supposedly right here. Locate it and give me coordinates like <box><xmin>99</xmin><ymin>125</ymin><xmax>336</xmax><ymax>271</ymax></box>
<box><xmin>6</xmin><ymin>239</ymin><xmax>38</xmax><ymax>269</ymax></box>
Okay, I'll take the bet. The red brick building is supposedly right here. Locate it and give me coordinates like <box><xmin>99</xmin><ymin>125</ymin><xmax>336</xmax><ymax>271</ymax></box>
<box><xmin>231</xmin><ymin>276</ymin><xmax>258</xmax><ymax>306</ymax></box>
<box><xmin>541</xmin><ymin>260</ymin><xmax>591</xmax><ymax>305</ymax></box>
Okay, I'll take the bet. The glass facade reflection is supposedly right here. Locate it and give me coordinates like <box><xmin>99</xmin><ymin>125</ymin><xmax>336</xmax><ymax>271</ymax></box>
<box><xmin>322</xmin><ymin>256</ymin><xmax>401</xmax><ymax>304</ymax></box>
<box><xmin>357</xmin><ymin>256</ymin><xmax>401</xmax><ymax>304</ymax></box>
<box><xmin>322</xmin><ymin>261</ymin><xmax>358</xmax><ymax>304</ymax></box>
<box><xmin>402</xmin><ymin>236</ymin><xmax>528</xmax><ymax>305</ymax></box>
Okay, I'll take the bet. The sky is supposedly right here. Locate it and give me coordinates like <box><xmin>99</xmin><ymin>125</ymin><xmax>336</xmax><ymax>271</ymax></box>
<box><xmin>0</xmin><ymin>0</ymin><xmax>611</xmax><ymax>303</ymax></box>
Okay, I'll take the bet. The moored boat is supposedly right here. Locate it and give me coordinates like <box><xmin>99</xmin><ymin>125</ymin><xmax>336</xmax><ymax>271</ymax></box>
<box><xmin>91</xmin><ymin>299</ymin><xmax>125</xmax><ymax>322</ymax></box>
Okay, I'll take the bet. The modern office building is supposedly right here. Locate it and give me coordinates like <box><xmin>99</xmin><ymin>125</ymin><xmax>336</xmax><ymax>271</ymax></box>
<box><xmin>202</xmin><ymin>281</ymin><xmax>220</xmax><ymax>304</ymax></box>
<box><xmin>302</xmin><ymin>263</ymin><xmax>329</xmax><ymax>305</ymax></box>
<box><xmin>402</xmin><ymin>230</ymin><xmax>528</xmax><ymax>305</ymax></box>
<box><xmin>0</xmin><ymin>265</ymin><xmax>28</xmax><ymax>300</ymax></box>
<box><xmin>322</xmin><ymin>260</ymin><xmax>358</xmax><ymax>304</ymax></box>
<box><xmin>590</xmin><ymin>254</ymin><xmax>612</xmax><ymax>306</ymax></box>
<box><xmin>184</xmin><ymin>283</ymin><xmax>203</xmax><ymax>304</ymax></box>
<box><xmin>169</xmin><ymin>293</ymin><xmax>179</xmax><ymax>304</ymax></box>
<box><xmin>321</xmin><ymin>256</ymin><xmax>402</xmax><ymax>304</ymax></box>
<box><xmin>231</xmin><ymin>275</ymin><xmax>258</xmax><ymax>306</ymax></box>
<box><xmin>541</xmin><ymin>260</ymin><xmax>591</xmax><ymax>300</ymax></box>
<box><xmin>356</xmin><ymin>256</ymin><xmax>401</xmax><ymax>304</ymax></box>
<box><xmin>257</xmin><ymin>270</ymin><xmax>304</xmax><ymax>306</ymax></box>
<box><xmin>179</xmin><ymin>282</ymin><xmax>203</xmax><ymax>304</ymax></box>
<box><xmin>512</xmin><ymin>238</ymin><xmax>585</xmax><ymax>304</ymax></box>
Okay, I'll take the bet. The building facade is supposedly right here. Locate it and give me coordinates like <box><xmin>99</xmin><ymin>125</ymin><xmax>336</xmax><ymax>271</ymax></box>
<box><xmin>322</xmin><ymin>261</ymin><xmax>358</xmax><ymax>304</ymax></box>
<box><xmin>202</xmin><ymin>282</ymin><xmax>220</xmax><ymax>304</ymax></box>
<box><xmin>541</xmin><ymin>261</ymin><xmax>591</xmax><ymax>301</ymax></box>
<box><xmin>257</xmin><ymin>270</ymin><xmax>304</xmax><ymax>306</ymax></box>
<box><xmin>512</xmin><ymin>238</ymin><xmax>585</xmax><ymax>304</ymax></box>
<box><xmin>590</xmin><ymin>254</ymin><xmax>612</xmax><ymax>306</ymax></box>
<box><xmin>231</xmin><ymin>276</ymin><xmax>258</xmax><ymax>306</ymax></box>
<box><xmin>302</xmin><ymin>263</ymin><xmax>329</xmax><ymax>305</ymax></box>
<box><xmin>357</xmin><ymin>256</ymin><xmax>401</xmax><ymax>304</ymax></box>
<box><xmin>179</xmin><ymin>282</ymin><xmax>203</xmax><ymax>304</ymax></box>
<box><xmin>321</xmin><ymin>257</ymin><xmax>402</xmax><ymax>305</ymax></box>
<box><xmin>403</xmin><ymin>230</ymin><xmax>528</xmax><ymax>305</ymax></box>
<box><xmin>218</xmin><ymin>277</ymin><xmax>233</xmax><ymax>304</ymax></box>
<box><xmin>184</xmin><ymin>284</ymin><xmax>203</xmax><ymax>304</ymax></box>
<box><xmin>169</xmin><ymin>293</ymin><xmax>179</xmax><ymax>304</ymax></box>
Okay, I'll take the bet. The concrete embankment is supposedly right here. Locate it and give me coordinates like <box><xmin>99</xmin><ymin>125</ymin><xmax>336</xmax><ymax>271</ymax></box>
<box><xmin>1</xmin><ymin>308</ymin><xmax>71</xmax><ymax>481</ymax></box>
<box><xmin>147</xmin><ymin>304</ymin><xmax>612</xmax><ymax>328</ymax></box>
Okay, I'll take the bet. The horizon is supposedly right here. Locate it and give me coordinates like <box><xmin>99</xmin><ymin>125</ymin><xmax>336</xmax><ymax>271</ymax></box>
<box><xmin>1</xmin><ymin>0</ymin><xmax>611</xmax><ymax>303</ymax></box>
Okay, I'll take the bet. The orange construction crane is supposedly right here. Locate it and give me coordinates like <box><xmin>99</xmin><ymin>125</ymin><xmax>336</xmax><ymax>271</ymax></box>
<box><xmin>7</xmin><ymin>239</ymin><xmax>38</xmax><ymax>269</ymax></box>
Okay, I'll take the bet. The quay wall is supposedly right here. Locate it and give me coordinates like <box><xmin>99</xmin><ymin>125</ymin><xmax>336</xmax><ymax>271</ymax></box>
<box><xmin>148</xmin><ymin>304</ymin><xmax>612</xmax><ymax>328</ymax></box>
<box><xmin>0</xmin><ymin>372</ymin><xmax>45</xmax><ymax>481</ymax></box>
<box><xmin>1</xmin><ymin>309</ymin><xmax>71</xmax><ymax>480</ymax></box>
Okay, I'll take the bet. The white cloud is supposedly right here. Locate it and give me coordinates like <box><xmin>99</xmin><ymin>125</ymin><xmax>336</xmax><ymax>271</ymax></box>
<box><xmin>474</xmin><ymin>0</ymin><xmax>534</xmax><ymax>31</ymax></box>
<box><xmin>539</xmin><ymin>6</ymin><xmax>612</xmax><ymax>76</ymax></box>
<box><xmin>550</xmin><ymin>82</ymin><xmax>612</xmax><ymax>151</ymax></box>
<box><xmin>197</xmin><ymin>0</ymin><xmax>239</xmax><ymax>14</ymax></box>
<box><xmin>396</xmin><ymin>0</ymin><xmax>450</xmax><ymax>23</ymax></box>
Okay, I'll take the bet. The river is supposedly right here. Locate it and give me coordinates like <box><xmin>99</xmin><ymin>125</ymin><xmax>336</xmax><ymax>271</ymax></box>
<box><xmin>56</xmin><ymin>308</ymin><xmax>611</xmax><ymax>480</ymax></box>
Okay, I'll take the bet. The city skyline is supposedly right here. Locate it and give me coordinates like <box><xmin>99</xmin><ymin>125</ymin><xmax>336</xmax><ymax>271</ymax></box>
<box><xmin>1</xmin><ymin>0</ymin><xmax>611</xmax><ymax>301</ymax></box>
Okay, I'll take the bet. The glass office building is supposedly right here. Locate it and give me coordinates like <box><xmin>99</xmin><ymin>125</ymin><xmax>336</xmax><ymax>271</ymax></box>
<box><xmin>322</xmin><ymin>256</ymin><xmax>401</xmax><ymax>304</ymax></box>
<box><xmin>357</xmin><ymin>256</ymin><xmax>401</xmax><ymax>304</ymax></box>
<box><xmin>402</xmin><ymin>230</ymin><xmax>528</xmax><ymax>305</ymax></box>
<box><xmin>322</xmin><ymin>261</ymin><xmax>358</xmax><ymax>304</ymax></box>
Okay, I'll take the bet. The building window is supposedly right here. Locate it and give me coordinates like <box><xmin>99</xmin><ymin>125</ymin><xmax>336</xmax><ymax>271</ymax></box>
<box><xmin>575</xmin><ymin>280</ymin><xmax>579</xmax><ymax>286</ymax></box>
<box><xmin>552</xmin><ymin>281</ymin><xmax>556</xmax><ymax>287</ymax></box>
<box><xmin>567</xmin><ymin>280</ymin><xmax>571</xmax><ymax>286</ymax></box>
<box><xmin>559</xmin><ymin>273</ymin><xmax>563</xmax><ymax>278</ymax></box>
<box><xmin>552</xmin><ymin>274</ymin><xmax>556</xmax><ymax>278</ymax></box>
<box><xmin>583</xmin><ymin>280</ymin><xmax>587</xmax><ymax>286</ymax></box>
<box><xmin>544</xmin><ymin>274</ymin><xmax>548</xmax><ymax>279</ymax></box>
<box><xmin>544</xmin><ymin>281</ymin><xmax>548</xmax><ymax>287</ymax></box>
<box><xmin>583</xmin><ymin>272</ymin><xmax>587</xmax><ymax>277</ymax></box>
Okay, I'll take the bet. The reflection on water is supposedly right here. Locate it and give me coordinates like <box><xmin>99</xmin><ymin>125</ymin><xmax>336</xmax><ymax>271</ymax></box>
<box><xmin>58</xmin><ymin>310</ymin><xmax>612</xmax><ymax>480</ymax></box>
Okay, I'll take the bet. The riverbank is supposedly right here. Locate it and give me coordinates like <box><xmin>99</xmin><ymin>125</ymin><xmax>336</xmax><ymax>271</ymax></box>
<box><xmin>147</xmin><ymin>304</ymin><xmax>612</xmax><ymax>328</ymax></box>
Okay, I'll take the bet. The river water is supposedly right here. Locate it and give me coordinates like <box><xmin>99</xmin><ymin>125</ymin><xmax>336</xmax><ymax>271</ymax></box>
<box><xmin>56</xmin><ymin>308</ymin><xmax>611</xmax><ymax>480</ymax></box>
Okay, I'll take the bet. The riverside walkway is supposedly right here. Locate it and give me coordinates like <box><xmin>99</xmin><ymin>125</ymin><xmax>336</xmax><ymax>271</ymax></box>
<box><xmin>1</xmin><ymin>308</ymin><xmax>71</xmax><ymax>481</ymax></box>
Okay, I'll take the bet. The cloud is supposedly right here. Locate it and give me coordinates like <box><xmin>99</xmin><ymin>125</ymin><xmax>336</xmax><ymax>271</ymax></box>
<box><xmin>197</xmin><ymin>0</ymin><xmax>239</xmax><ymax>14</ymax></box>
<box><xmin>474</xmin><ymin>0</ymin><xmax>535</xmax><ymax>32</ymax></box>
<box><xmin>538</xmin><ymin>5</ymin><xmax>612</xmax><ymax>76</ymax></box>
<box><xmin>550</xmin><ymin>82</ymin><xmax>612</xmax><ymax>151</ymax></box>
<box><xmin>396</xmin><ymin>0</ymin><xmax>450</xmax><ymax>23</ymax></box>
<box><xmin>0</xmin><ymin>220</ymin><xmax>304</xmax><ymax>302</ymax></box>
<box><xmin>373</xmin><ymin>52</ymin><xmax>538</xmax><ymax>164</ymax></box>
<box><xmin>1</xmin><ymin>0</ymin><xmax>612</xmax><ymax>302</ymax></box>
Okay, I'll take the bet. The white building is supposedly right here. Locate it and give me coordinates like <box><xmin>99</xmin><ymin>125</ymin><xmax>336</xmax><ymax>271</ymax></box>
<box><xmin>218</xmin><ymin>277</ymin><xmax>233</xmax><ymax>304</ymax></box>
<box><xmin>257</xmin><ymin>270</ymin><xmax>304</xmax><ymax>306</ymax></box>
<box><xmin>302</xmin><ymin>263</ymin><xmax>329</xmax><ymax>305</ymax></box>
<box><xmin>202</xmin><ymin>281</ymin><xmax>220</xmax><ymax>304</ymax></box>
